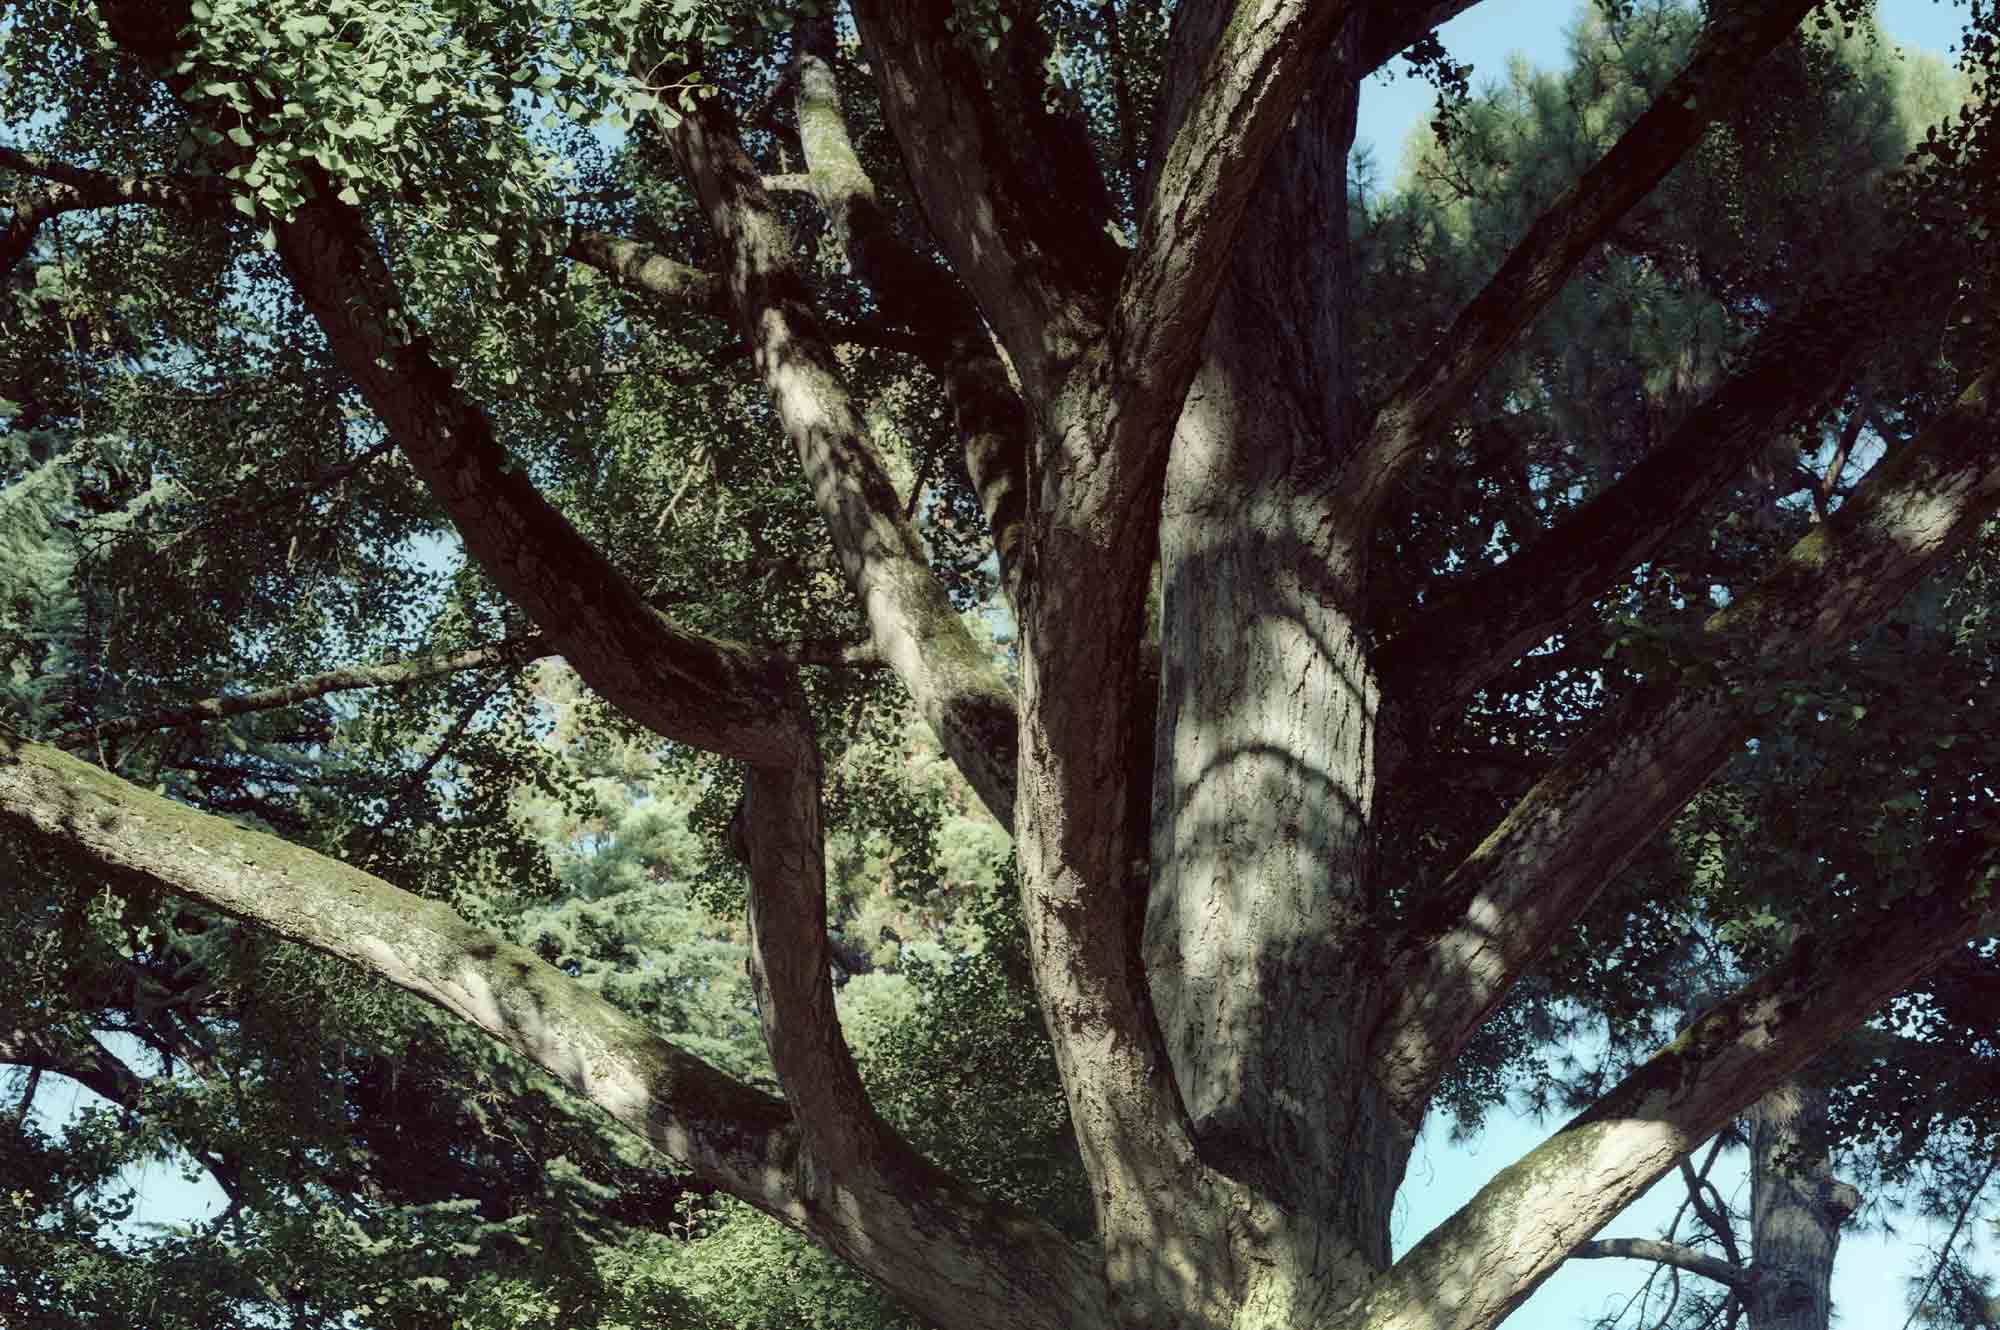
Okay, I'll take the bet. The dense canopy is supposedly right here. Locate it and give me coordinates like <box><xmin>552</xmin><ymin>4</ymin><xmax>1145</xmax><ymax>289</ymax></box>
<box><xmin>3</xmin><ymin>2</ymin><xmax>1999</xmax><ymax>1329</ymax></box>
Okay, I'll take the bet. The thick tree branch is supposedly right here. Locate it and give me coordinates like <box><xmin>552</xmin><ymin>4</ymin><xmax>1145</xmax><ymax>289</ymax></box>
<box><xmin>0</xmin><ymin>737</ymin><xmax>1108</xmax><ymax>1330</ymax></box>
<box><xmin>848</xmin><ymin>0</ymin><xmax>1125</xmax><ymax>395</ymax></box>
<box><xmin>791</xmin><ymin>16</ymin><xmax>1032</xmax><ymax>605</ymax></box>
<box><xmin>1372</xmin><ymin>354</ymin><xmax>2000</xmax><ymax>1125</ymax></box>
<box><xmin>1571</xmin><ymin>1238</ymin><xmax>1751</xmax><ymax>1292</ymax></box>
<box><xmin>1356</xmin><ymin>3</ymin><xmax>1486</xmax><ymax>76</ymax></box>
<box><xmin>88</xmin><ymin>11</ymin><xmax>819</xmax><ymax>770</ymax></box>
<box><xmin>1</xmin><ymin>150</ymin><xmax>225</xmax><ymax>276</ymax></box>
<box><xmin>1350</xmin><ymin>0</ymin><xmax>1822</xmax><ymax>506</ymax></box>
<box><xmin>52</xmin><ymin>634</ymin><xmax>552</xmax><ymax>749</ymax></box>
<box><xmin>658</xmin><ymin>84</ymin><xmax>1021</xmax><ymax>830</ymax></box>
<box><xmin>1377</xmin><ymin>244</ymin><xmax>1952</xmax><ymax>714</ymax></box>
<box><xmin>564</xmin><ymin>230</ymin><xmax>733</xmax><ymax>318</ymax></box>
<box><xmin>737</xmin><ymin>753</ymin><xmax>904</xmax><ymax>1175</ymax></box>
<box><xmin>264</xmin><ymin>194</ymin><xmax>808</xmax><ymax>766</ymax></box>
<box><xmin>1359</xmin><ymin>838</ymin><xmax>2000</xmax><ymax>1330</ymax></box>
<box><xmin>1104</xmin><ymin>0</ymin><xmax>1361</xmax><ymax>491</ymax></box>
<box><xmin>0</xmin><ymin>1023</ymin><xmax>246</xmax><ymax>1202</ymax></box>
<box><xmin>0</xmin><ymin>1026</ymin><xmax>146</xmax><ymax>1110</ymax></box>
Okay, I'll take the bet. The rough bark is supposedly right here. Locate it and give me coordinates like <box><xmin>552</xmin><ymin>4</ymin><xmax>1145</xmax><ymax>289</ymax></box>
<box><xmin>790</xmin><ymin>16</ymin><xmax>1032</xmax><ymax>605</ymax></box>
<box><xmin>1363</xmin><ymin>843</ymin><xmax>1997</xmax><ymax>1330</ymax></box>
<box><xmin>1742</xmin><ymin>1079</ymin><xmax>1860</xmax><ymax>1330</ymax></box>
<box><xmin>849</xmin><ymin>0</ymin><xmax>1124</xmax><ymax>396</ymax></box>
<box><xmin>563</xmin><ymin>230</ymin><xmax>733</xmax><ymax>317</ymax></box>
<box><xmin>269</xmin><ymin>194</ymin><xmax>810</xmax><ymax>767</ymax></box>
<box><xmin>1139</xmin><ymin>28</ymin><xmax>1402</xmax><ymax>1329</ymax></box>
<box><xmin>659</xmin><ymin>87</ymin><xmax>1022</xmax><ymax>830</ymax></box>
<box><xmin>51</xmin><ymin>5</ymin><xmax>2000</xmax><ymax>1330</ymax></box>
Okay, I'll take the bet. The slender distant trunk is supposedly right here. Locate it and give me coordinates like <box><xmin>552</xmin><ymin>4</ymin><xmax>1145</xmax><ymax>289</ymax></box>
<box><xmin>1743</xmin><ymin>1078</ymin><xmax>1861</xmax><ymax>1330</ymax></box>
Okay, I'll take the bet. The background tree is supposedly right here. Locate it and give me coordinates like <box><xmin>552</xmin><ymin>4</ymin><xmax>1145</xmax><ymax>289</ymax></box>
<box><xmin>4</xmin><ymin>2</ymin><xmax>2000</xmax><ymax>1330</ymax></box>
<box><xmin>1340</xmin><ymin>15</ymin><xmax>2000</xmax><ymax>1330</ymax></box>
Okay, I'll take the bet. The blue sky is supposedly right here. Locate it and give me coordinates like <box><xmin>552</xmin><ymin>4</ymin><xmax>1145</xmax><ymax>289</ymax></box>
<box><xmin>1352</xmin><ymin>0</ymin><xmax>1975</xmax><ymax>173</ymax></box>
<box><xmin>28</xmin><ymin>2</ymin><xmax>1985</xmax><ymax>1325</ymax></box>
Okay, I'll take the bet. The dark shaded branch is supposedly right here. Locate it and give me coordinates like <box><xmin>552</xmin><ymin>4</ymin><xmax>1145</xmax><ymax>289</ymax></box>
<box><xmin>1366</xmin><ymin>831</ymin><xmax>2000</xmax><ymax>1330</ymax></box>
<box><xmin>1372</xmin><ymin>353</ymin><xmax>2000</xmax><ymax>1126</ymax></box>
<box><xmin>0</xmin><ymin>1026</ymin><xmax>145</xmax><ymax>1109</ymax></box>
<box><xmin>1</xmin><ymin>149</ymin><xmax>226</xmax><ymax>277</ymax></box>
<box><xmin>564</xmin><ymin>230</ymin><xmax>733</xmax><ymax>318</ymax></box>
<box><xmin>263</xmin><ymin>190</ymin><xmax>809</xmax><ymax>765</ymax></box>
<box><xmin>738</xmin><ymin>748</ymin><xmax>890</xmax><ymax>1163</ymax></box>
<box><xmin>53</xmin><ymin>634</ymin><xmax>551</xmax><ymax>749</ymax></box>
<box><xmin>1679</xmin><ymin>1153</ymin><xmax>1742</xmax><ymax>1267</ymax></box>
<box><xmin>1356</xmin><ymin>4</ymin><xmax>1486</xmax><ymax>75</ymax></box>
<box><xmin>0</xmin><ymin>1024</ymin><xmax>244</xmax><ymax>1201</ymax></box>
<box><xmin>848</xmin><ymin>0</ymin><xmax>1124</xmax><ymax>395</ymax></box>
<box><xmin>659</xmin><ymin>77</ymin><xmax>1021</xmax><ymax>830</ymax></box>
<box><xmin>1572</xmin><ymin>1238</ymin><xmax>1751</xmax><ymax>1292</ymax></box>
<box><xmin>791</xmin><ymin>16</ymin><xmax>1031</xmax><ymax>605</ymax></box>
<box><xmin>352</xmin><ymin>677</ymin><xmax>505</xmax><ymax>864</ymax></box>
<box><xmin>1106</xmin><ymin>0</ymin><xmax>1364</xmax><ymax>483</ymax></box>
<box><xmin>0</xmin><ymin>736</ymin><xmax>1108</xmax><ymax>1330</ymax></box>
<box><xmin>1377</xmin><ymin>244</ymin><xmax>1953</xmax><ymax>715</ymax></box>
<box><xmin>161</xmin><ymin>439</ymin><xmax>399</xmax><ymax>549</ymax></box>
<box><xmin>1819</xmin><ymin>386</ymin><xmax>1874</xmax><ymax>520</ymax></box>
<box><xmin>1350</xmin><ymin>0</ymin><xmax>1823</xmax><ymax>507</ymax></box>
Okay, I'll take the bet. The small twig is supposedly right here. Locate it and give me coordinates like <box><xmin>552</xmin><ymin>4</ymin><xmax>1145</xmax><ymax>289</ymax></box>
<box><xmin>1900</xmin><ymin>1152</ymin><xmax>2000</xmax><ymax>1330</ymax></box>
<box><xmin>1817</xmin><ymin>385</ymin><xmax>1873</xmax><ymax>520</ymax></box>
<box><xmin>158</xmin><ymin>438</ymin><xmax>398</xmax><ymax>549</ymax></box>
<box><xmin>656</xmin><ymin>445</ymin><xmax>711</xmax><ymax>534</ymax></box>
<box><xmin>353</xmin><ymin>679</ymin><xmax>504</xmax><ymax>865</ymax></box>
<box><xmin>774</xmin><ymin>636</ymin><xmax>883</xmax><ymax>669</ymax></box>
<box><xmin>53</xmin><ymin>633</ymin><xmax>549</xmax><ymax>747</ymax></box>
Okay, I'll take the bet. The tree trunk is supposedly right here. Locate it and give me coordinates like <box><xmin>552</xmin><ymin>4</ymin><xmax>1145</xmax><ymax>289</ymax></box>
<box><xmin>1744</xmin><ymin>1079</ymin><xmax>1861</xmax><ymax>1330</ymax></box>
<box><xmin>1144</xmin><ymin>27</ymin><xmax>1408</xmax><ymax>1326</ymax></box>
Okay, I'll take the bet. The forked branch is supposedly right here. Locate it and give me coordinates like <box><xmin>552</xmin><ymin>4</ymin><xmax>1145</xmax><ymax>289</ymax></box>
<box><xmin>1</xmin><ymin>149</ymin><xmax>225</xmax><ymax>276</ymax></box>
<box><xmin>791</xmin><ymin>15</ymin><xmax>1031</xmax><ymax>604</ymax></box>
<box><xmin>1570</xmin><ymin>1238</ymin><xmax>1752</xmax><ymax>1292</ymax></box>
<box><xmin>657</xmin><ymin>82</ymin><xmax>1021</xmax><ymax>828</ymax></box>
<box><xmin>0</xmin><ymin>737</ymin><xmax>1107</xmax><ymax>1330</ymax></box>
<box><xmin>1379</xmin><ymin>243</ymin><xmax>1954</xmax><ymax>713</ymax></box>
<box><xmin>848</xmin><ymin>0</ymin><xmax>1124</xmax><ymax>394</ymax></box>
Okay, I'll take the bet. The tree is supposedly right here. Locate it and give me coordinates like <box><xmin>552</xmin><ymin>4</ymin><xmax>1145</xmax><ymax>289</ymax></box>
<box><xmin>3</xmin><ymin>1</ymin><xmax>2000</xmax><ymax>1329</ymax></box>
<box><xmin>1350</xmin><ymin>21</ymin><xmax>2000</xmax><ymax>1330</ymax></box>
